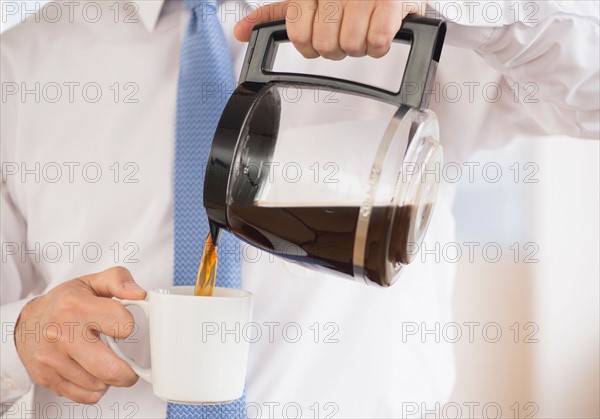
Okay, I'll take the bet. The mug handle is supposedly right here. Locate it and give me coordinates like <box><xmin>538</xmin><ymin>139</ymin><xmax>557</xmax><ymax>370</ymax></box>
<box><xmin>105</xmin><ymin>299</ymin><xmax>152</xmax><ymax>383</ymax></box>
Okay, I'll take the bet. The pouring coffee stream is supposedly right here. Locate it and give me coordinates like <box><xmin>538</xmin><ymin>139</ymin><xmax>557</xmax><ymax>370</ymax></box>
<box><xmin>198</xmin><ymin>16</ymin><xmax>446</xmax><ymax>291</ymax></box>
<box><xmin>193</xmin><ymin>224</ymin><xmax>222</xmax><ymax>297</ymax></box>
<box><xmin>194</xmin><ymin>232</ymin><xmax>218</xmax><ymax>296</ymax></box>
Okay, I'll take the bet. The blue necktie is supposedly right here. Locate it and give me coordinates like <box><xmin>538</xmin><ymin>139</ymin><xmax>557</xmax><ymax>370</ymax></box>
<box><xmin>170</xmin><ymin>0</ymin><xmax>244</xmax><ymax>417</ymax></box>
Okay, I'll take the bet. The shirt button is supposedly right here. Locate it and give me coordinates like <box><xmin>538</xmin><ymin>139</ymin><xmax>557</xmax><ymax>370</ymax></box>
<box><xmin>2</xmin><ymin>374</ymin><xmax>18</xmax><ymax>390</ymax></box>
<box><xmin>555</xmin><ymin>0</ymin><xmax>569</xmax><ymax>12</ymax></box>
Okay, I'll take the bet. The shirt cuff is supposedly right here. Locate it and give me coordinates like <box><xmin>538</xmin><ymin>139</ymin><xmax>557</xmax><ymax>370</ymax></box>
<box><xmin>426</xmin><ymin>0</ymin><xmax>594</xmax><ymax>27</ymax></box>
<box><xmin>1</xmin><ymin>298</ymin><xmax>35</xmax><ymax>403</ymax></box>
<box><xmin>424</xmin><ymin>0</ymin><xmax>599</xmax><ymax>51</ymax></box>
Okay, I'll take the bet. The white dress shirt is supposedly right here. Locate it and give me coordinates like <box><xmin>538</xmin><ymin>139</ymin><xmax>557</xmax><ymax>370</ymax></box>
<box><xmin>1</xmin><ymin>1</ymin><xmax>598</xmax><ymax>418</ymax></box>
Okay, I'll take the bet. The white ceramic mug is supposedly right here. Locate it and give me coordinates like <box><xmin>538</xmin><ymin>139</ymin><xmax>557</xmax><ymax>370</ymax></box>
<box><xmin>106</xmin><ymin>286</ymin><xmax>253</xmax><ymax>404</ymax></box>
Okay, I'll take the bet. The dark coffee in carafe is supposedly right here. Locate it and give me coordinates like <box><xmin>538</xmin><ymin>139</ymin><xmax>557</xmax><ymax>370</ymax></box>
<box><xmin>227</xmin><ymin>203</ymin><xmax>430</xmax><ymax>286</ymax></box>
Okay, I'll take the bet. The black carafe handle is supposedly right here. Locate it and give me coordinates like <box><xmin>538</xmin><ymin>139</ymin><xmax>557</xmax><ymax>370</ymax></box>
<box><xmin>239</xmin><ymin>15</ymin><xmax>446</xmax><ymax>109</ymax></box>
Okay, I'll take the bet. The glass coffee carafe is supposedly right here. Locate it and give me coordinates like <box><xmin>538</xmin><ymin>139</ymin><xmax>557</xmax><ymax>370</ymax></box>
<box><xmin>204</xmin><ymin>16</ymin><xmax>447</xmax><ymax>287</ymax></box>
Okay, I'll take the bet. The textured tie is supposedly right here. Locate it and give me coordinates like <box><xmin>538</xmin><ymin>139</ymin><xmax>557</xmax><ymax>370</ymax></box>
<box><xmin>170</xmin><ymin>0</ymin><xmax>244</xmax><ymax>417</ymax></box>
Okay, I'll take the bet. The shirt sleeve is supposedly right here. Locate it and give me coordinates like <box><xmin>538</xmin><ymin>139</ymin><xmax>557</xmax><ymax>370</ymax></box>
<box><xmin>0</xmin><ymin>48</ymin><xmax>38</xmax><ymax>404</ymax></box>
<box><xmin>429</xmin><ymin>0</ymin><xmax>600</xmax><ymax>139</ymax></box>
<box><xmin>0</xmin><ymin>183</ymin><xmax>38</xmax><ymax>404</ymax></box>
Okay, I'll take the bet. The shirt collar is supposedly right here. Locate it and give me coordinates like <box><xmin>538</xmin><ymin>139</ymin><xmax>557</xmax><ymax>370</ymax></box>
<box><xmin>133</xmin><ymin>0</ymin><xmax>166</xmax><ymax>32</ymax></box>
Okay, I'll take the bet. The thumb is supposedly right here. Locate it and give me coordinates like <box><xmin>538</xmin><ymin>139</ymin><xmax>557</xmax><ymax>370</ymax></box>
<box><xmin>81</xmin><ymin>266</ymin><xmax>147</xmax><ymax>300</ymax></box>
<box><xmin>233</xmin><ymin>1</ymin><xmax>288</xmax><ymax>42</ymax></box>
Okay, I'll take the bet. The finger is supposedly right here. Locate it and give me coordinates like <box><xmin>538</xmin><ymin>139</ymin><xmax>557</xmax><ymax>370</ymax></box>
<box><xmin>52</xmin><ymin>285</ymin><xmax>136</xmax><ymax>339</ymax></box>
<box><xmin>59</xmin><ymin>355</ymin><xmax>108</xmax><ymax>392</ymax></box>
<box><xmin>77</xmin><ymin>295</ymin><xmax>136</xmax><ymax>339</ymax></box>
<box><xmin>79</xmin><ymin>266</ymin><xmax>146</xmax><ymax>300</ymax></box>
<box><xmin>312</xmin><ymin>0</ymin><xmax>345</xmax><ymax>60</ymax></box>
<box><xmin>339</xmin><ymin>1</ymin><xmax>375</xmax><ymax>57</ymax></box>
<box><xmin>286</xmin><ymin>0</ymin><xmax>319</xmax><ymax>58</ymax></box>
<box><xmin>69</xmin><ymin>339</ymin><xmax>138</xmax><ymax>388</ymax></box>
<box><xmin>233</xmin><ymin>1</ymin><xmax>288</xmax><ymax>42</ymax></box>
<box><xmin>50</xmin><ymin>376</ymin><xmax>106</xmax><ymax>405</ymax></box>
<box><xmin>367</xmin><ymin>2</ymin><xmax>404</xmax><ymax>58</ymax></box>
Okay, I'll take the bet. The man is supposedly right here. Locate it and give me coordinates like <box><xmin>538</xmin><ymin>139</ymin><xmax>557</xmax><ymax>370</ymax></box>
<box><xmin>1</xmin><ymin>0</ymin><xmax>598</xmax><ymax>418</ymax></box>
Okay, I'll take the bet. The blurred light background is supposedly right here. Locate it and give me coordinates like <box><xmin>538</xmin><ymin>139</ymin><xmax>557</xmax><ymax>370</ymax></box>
<box><xmin>452</xmin><ymin>137</ymin><xmax>599</xmax><ymax>418</ymax></box>
<box><xmin>2</xmin><ymin>2</ymin><xmax>599</xmax><ymax>418</ymax></box>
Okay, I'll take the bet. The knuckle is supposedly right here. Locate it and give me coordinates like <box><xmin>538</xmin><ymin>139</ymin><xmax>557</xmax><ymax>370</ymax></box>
<box><xmin>120</xmin><ymin>321</ymin><xmax>136</xmax><ymax>339</ymax></box>
<box><xmin>57</xmin><ymin>292</ymin><xmax>81</xmax><ymax>314</ymax></box>
<box><xmin>340</xmin><ymin>37</ymin><xmax>365</xmax><ymax>56</ymax></box>
<box><xmin>83</xmin><ymin>391</ymin><xmax>103</xmax><ymax>405</ymax></box>
<box><xmin>312</xmin><ymin>38</ymin><xmax>337</xmax><ymax>55</ymax></box>
<box><xmin>313</xmin><ymin>44</ymin><xmax>345</xmax><ymax>60</ymax></box>
<box><xmin>369</xmin><ymin>49</ymin><xmax>388</xmax><ymax>59</ymax></box>
<box><xmin>101</xmin><ymin>360</ymin><xmax>123</xmax><ymax>384</ymax></box>
<box><xmin>123</xmin><ymin>372</ymin><xmax>139</xmax><ymax>387</ymax></box>
<box><xmin>108</xmin><ymin>313</ymin><xmax>135</xmax><ymax>339</ymax></box>
<box><xmin>368</xmin><ymin>32</ymin><xmax>392</xmax><ymax>51</ymax></box>
<box><xmin>111</xmin><ymin>302</ymin><xmax>134</xmax><ymax>324</ymax></box>
<box><xmin>70</xmin><ymin>390</ymin><xmax>103</xmax><ymax>405</ymax></box>
<box><xmin>91</xmin><ymin>381</ymin><xmax>109</xmax><ymax>392</ymax></box>
<box><xmin>119</xmin><ymin>303</ymin><xmax>135</xmax><ymax>320</ymax></box>
<box><xmin>102</xmin><ymin>359</ymin><xmax>137</xmax><ymax>387</ymax></box>
<box><xmin>299</xmin><ymin>49</ymin><xmax>319</xmax><ymax>59</ymax></box>
<box><xmin>288</xmin><ymin>30</ymin><xmax>311</xmax><ymax>48</ymax></box>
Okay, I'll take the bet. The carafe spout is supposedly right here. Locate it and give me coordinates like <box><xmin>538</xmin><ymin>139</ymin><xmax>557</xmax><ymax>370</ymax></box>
<box><xmin>209</xmin><ymin>221</ymin><xmax>222</xmax><ymax>246</ymax></box>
